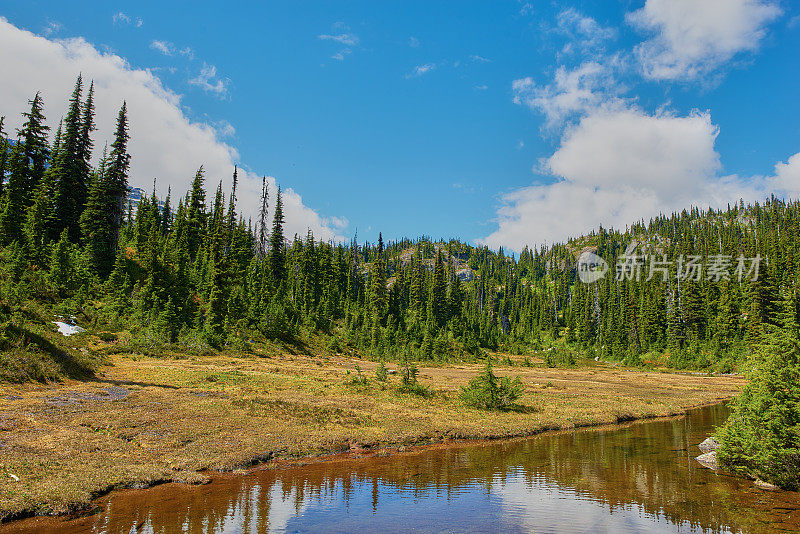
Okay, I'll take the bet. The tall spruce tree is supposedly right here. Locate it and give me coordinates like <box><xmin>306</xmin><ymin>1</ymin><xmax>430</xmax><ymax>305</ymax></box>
<box><xmin>186</xmin><ymin>166</ymin><xmax>207</xmax><ymax>259</ymax></box>
<box><xmin>0</xmin><ymin>142</ymin><xmax>27</xmax><ymax>245</ymax></box>
<box><xmin>15</xmin><ymin>92</ymin><xmax>50</xmax><ymax>206</ymax></box>
<box><xmin>81</xmin><ymin>103</ymin><xmax>130</xmax><ymax>276</ymax></box>
<box><xmin>268</xmin><ymin>186</ymin><xmax>285</xmax><ymax>283</ymax></box>
<box><xmin>52</xmin><ymin>76</ymin><xmax>88</xmax><ymax>240</ymax></box>
<box><xmin>77</xmin><ymin>80</ymin><xmax>95</xmax><ymax>188</ymax></box>
<box><xmin>105</xmin><ymin>104</ymin><xmax>130</xmax><ymax>246</ymax></box>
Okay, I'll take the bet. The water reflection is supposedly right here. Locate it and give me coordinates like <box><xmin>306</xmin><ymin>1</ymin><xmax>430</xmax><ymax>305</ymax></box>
<box><xmin>4</xmin><ymin>404</ymin><xmax>799</xmax><ymax>533</ymax></box>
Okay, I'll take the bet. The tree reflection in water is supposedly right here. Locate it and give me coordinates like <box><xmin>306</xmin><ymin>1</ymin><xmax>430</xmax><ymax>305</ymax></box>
<box><xmin>6</xmin><ymin>404</ymin><xmax>800</xmax><ymax>534</ymax></box>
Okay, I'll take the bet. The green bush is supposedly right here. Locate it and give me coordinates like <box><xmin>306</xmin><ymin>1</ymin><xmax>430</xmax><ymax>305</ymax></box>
<box><xmin>460</xmin><ymin>359</ymin><xmax>523</xmax><ymax>410</ymax></box>
<box><xmin>716</xmin><ymin>296</ymin><xmax>800</xmax><ymax>490</ymax></box>
<box><xmin>346</xmin><ymin>365</ymin><xmax>368</xmax><ymax>386</ymax></box>
<box><xmin>397</xmin><ymin>356</ymin><xmax>430</xmax><ymax>396</ymax></box>
<box><xmin>544</xmin><ymin>348</ymin><xmax>576</xmax><ymax>368</ymax></box>
<box><xmin>375</xmin><ymin>361</ymin><xmax>388</xmax><ymax>382</ymax></box>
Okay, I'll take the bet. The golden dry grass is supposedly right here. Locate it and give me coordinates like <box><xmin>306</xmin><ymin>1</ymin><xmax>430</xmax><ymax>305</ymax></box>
<box><xmin>0</xmin><ymin>348</ymin><xmax>745</xmax><ymax>522</ymax></box>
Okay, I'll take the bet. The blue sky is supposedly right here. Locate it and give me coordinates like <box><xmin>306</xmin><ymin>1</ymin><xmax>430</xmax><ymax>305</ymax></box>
<box><xmin>1</xmin><ymin>1</ymin><xmax>799</xmax><ymax>250</ymax></box>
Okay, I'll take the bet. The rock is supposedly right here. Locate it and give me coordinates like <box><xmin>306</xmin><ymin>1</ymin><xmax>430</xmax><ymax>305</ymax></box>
<box><xmin>456</xmin><ymin>268</ymin><xmax>475</xmax><ymax>282</ymax></box>
<box><xmin>695</xmin><ymin>451</ymin><xmax>718</xmax><ymax>470</ymax></box>
<box><xmin>698</xmin><ymin>437</ymin><xmax>720</xmax><ymax>453</ymax></box>
<box><xmin>755</xmin><ymin>479</ymin><xmax>781</xmax><ymax>491</ymax></box>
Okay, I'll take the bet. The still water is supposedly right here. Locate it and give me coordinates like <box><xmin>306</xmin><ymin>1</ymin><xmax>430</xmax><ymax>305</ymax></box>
<box><xmin>5</xmin><ymin>404</ymin><xmax>799</xmax><ymax>533</ymax></box>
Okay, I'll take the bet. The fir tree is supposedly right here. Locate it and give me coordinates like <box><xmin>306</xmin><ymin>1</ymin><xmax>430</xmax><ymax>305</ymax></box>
<box><xmin>15</xmin><ymin>92</ymin><xmax>50</xmax><ymax>206</ymax></box>
<box><xmin>0</xmin><ymin>143</ymin><xmax>28</xmax><ymax>245</ymax></box>
<box><xmin>268</xmin><ymin>186</ymin><xmax>285</xmax><ymax>283</ymax></box>
<box><xmin>77</xmin><ymin>80</ymin><xmax>95</xmax><ymax>188</ymax></box>
<box><xmin>717</xmin><ymin>291</ymin><xmax>800</xmax><ymax>489</ymax></box>
<box><xmin>186</xmin><ymin>166</ymin><xmax>207</xmax><ymax>259</ymax></box>
<box><xmin>52</xmin><ymin>76</ymin><xmax>88</xmax><ymax>240</ymax></box>
<box><xmin>80</xmin><ymin>103</ymin><xmax>130</xmax><ymax>277</ymax></box>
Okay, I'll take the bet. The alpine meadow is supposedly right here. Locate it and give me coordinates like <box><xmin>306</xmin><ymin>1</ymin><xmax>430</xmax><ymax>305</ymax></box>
<box><xmin>1</xmin><ymin>2</ymin><xmax>799</xmax><ymax>533</ymax></box>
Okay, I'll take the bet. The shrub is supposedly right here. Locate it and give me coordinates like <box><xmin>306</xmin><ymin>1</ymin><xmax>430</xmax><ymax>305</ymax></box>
<box><xmin>544</xmin><ymin>348</ymin><xmax>576</xmax><ymax>368</ymax></box>
<box><xmin>375</xmin><ymin>361</ymin><xmax>388</xmax><ymax>382</ymax></box>
<box><xmin>397</xmin><ymin>356</ymin><xmax>430</xmax><ymax>396</ymax></box>
<box><xmin>716</xmin><ymin>296</ymin><xmax>800</xmax><ymax>490</ymax></box>
<box><xmin>346</xmin><ymin>365</ymin><xmax>368</xmax><ymax>386</ymax></box>
<box><xmin>460</xmin><ymin>359</ymin><xmax>524</xmax><ymax>410</ymax></box>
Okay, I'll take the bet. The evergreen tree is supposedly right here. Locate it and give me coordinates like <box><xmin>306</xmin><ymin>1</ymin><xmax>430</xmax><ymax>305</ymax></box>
<box><xmin>186</xmin><ymin>166</ymin><xmax>207</xmax><ymax>259</ymax></box>
<box><xmin>268</xmin><ymin>186</ymin><xmax>285</xmax><ymax>284</ymax></box>
<box><xmin>717</xmin><ymin>291</ymin><xmax>800</xmax><ymax>489</ymax></box>
<box><xmin>0</xmin><ymin>142</ymin><xmax>30</xmax><ymax>245</ymax></box>
<box><xmin>77</xmin><ymin>80</ymin><xmax>95</xmax><ymax>188</ymax></box>
<box><xmin>52</xmin><ymin>76</ymin><xmax>88</xmax><ymax>240</ymax></box>
<box><xmin>369</xmin><ymin>245</ymin><xmax>388</xmax><ymax>346</ymax></box>
<box><xmin>80</xmin><ymin>103</ymin><xmax>130</xmax><ymax>276</ymax></box>
<box><xmin>15</xmin><ymin>92</ymin><xmax>50</xmax><ymax>206</ymax></box>
<box><xmin>429</xmin><ymin>250</ymin><xmax>447</xmax><ymax>328</ymax></box>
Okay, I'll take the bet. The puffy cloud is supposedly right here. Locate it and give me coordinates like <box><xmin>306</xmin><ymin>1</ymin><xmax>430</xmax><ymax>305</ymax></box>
<box><xmin>479</xmin><ymin>108</ymin><xmax>790</xmax><ymax>252</ymax></box>
<box><xmin>512</xmin><ymin>59</ymin><xmax>626</xmax><ymax>129</ymax></box>
<box><xmin>627</xmin><ymin>0</ymin><xmax>782</xmax><ymax>81</ymax></box>
<box><xmin>0</xmin><ymin>18</ymin><xmax>345</xmax><ymax>242</ymax></box>
<box><xmin>546</xmin><ymin>109</ymin><xmax>720</xmax><ymax>203</ymax></box>
<box><xmin>768</xmin><ymin>152</ymin><xmax>800</xmax><ymax>197</ymax></box>
<box><xmin>488</xmin><ymin>0</ymin><xmax>790</xmax><ymax>252</ymax></box>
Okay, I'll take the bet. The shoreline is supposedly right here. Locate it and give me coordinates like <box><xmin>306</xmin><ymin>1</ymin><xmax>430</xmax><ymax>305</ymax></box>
<box><xmin>0</xmin><ymin>353</ymin><xmax>745</xmax><ymax>526</ymax></box>
<box><xmin>0</xmin><ymin>397</ymin><xmax>735</xmax><ymax>528</ymax></box>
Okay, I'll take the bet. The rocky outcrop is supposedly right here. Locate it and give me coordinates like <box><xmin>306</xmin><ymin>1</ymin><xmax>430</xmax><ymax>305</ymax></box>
<box><xmin>754</xmin><ymin>479</ymin><xmax>781</xmax><ymax>491</ymax></box>
<box><xmin>698</xmin><ymin>437</ymin><xmax>720</xmax><ymax>453</ymax></box>
<box><xmin>456</xmin><ymin>268</ymin><xmax>474</xmax><ymax>282</ymax></box>
<box><xmin>695</xmin><ymin>451</ymin><xmax>718</xmax><ymax>470</ymax></box>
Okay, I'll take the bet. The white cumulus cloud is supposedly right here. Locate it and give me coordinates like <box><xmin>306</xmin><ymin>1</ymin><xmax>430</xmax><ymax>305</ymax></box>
<box><xmin>512</xmin><ymin>59</ymin><xmax>626</xmax><ymax>129</ymax></box>
<box><xmin>480</xmin><ymin>107</ymin><xmax>797</xmax><ymax>252</ymax></box>
<box><xmin>627</xmin><ymin>0</ymin><xmax>782</xmax><ymax>81</ymax></box>
<box><xmin>0</xmin><ymin>18</ymin><xmax>345</xmax><ymax>242</ymax></box>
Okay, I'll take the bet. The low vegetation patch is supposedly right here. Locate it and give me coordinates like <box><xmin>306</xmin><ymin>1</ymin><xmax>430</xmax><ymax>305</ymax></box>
<box><xmin>460</xmin><ymin>359</ymin><xmax>524</xmax><ymax>411</ymax></box>
<box><xmin>232</xmin><ymin>397</ymin><xmax>375</xmax><ymax>427</ymax></box>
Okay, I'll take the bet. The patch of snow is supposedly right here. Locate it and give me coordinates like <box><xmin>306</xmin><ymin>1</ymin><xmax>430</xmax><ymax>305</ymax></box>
<box><xmin>54</xmin><ymin>322</ymin><xmax>86</xmax><ymax>336</ymax></box>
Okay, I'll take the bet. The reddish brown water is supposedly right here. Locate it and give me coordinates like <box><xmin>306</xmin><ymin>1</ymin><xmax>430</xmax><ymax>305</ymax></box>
<box><xmin>3</xmin><ymin>404</ymin><xmax>799</xmax><ymax>533</ymax></box>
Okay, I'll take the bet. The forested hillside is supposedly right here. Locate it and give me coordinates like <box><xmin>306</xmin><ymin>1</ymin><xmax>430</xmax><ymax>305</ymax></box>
<box><xmin>0</xmin><ymin>77</ymin><xmax>798</xmax><ymax>378</ymax></box>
